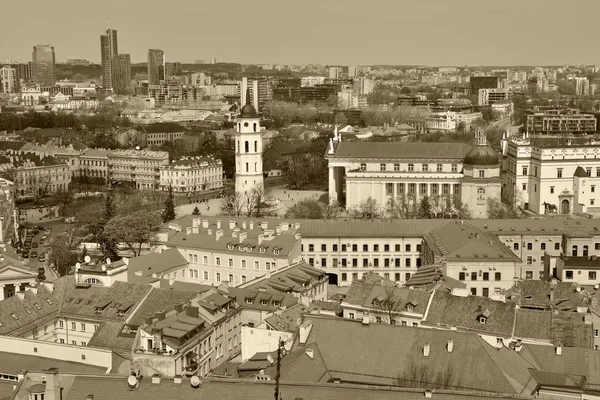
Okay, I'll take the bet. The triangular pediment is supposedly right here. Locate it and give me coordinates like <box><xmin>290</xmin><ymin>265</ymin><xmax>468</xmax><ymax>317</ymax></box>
<box><xmin>0</xmin><ymin>264</ymin><xmax>37</xmax><ymax>279</ymax></box>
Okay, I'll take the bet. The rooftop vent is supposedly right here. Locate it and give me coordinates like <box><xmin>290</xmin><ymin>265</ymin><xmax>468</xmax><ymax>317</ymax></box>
<box><xmin>447</xmin><ymin>339</ymin><xmax>454</xmax><ymax>353</ymax></box>
<box><xmin>423</xmin><ymin>343</ymin><xmax>430</xmax><ymax>357</ymax></box>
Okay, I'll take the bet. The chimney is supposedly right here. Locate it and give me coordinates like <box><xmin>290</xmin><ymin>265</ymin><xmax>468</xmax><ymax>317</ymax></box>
<box><xmin>155</xmin><ymin>310</ymin><xmax>166</xmax><ymax>321</ymax></box>
<box><xmin>173</xmin><ymin>376</ymin><xmax>182</xmax><ymax>384</ymax></box>
<box><xmin>174</xmin><ymin>303</ymin><xmax>184</xmax><ymax>313</ymax></box>
<box><xmin>423</xmin><ymin>343</ymin><xmax>430</xmax><ymax>357</ymax></box>
<box><xmin>186</xmin><ymin>306</ymin><xmax>199</xmax><ymax>318</ymax></box>
<box><xmin>201</xmin><ymin>220</ymin><xmax>209</xmax><ymax>229</ymax></box>
<box><xmin>215</xmin><ymin>230</ymin><xmax>223</xmax><ymax>241</ymax></box>
<box><xmin>550</xmin><ymin>287</ymin><xmax>554</xmax><ymax>302</ymax></box>
<box><xmin>28</xmin><ymin>287</ymin><xmax>38</xmax><ymax>295</ymax></box>
<box><xmin>208</xmin><ymin>228</ymin><xmax>212</xmax><ymax>236</ymax></box>
<box><xmin>144</xmin><ymin>316</ymin><xmax>153</xmax><ymax>325</ymax></box>
<box><xmin>276</xmin><ymin>224</ymin><xmax>282</xmax><ymax>235</ymax></box>
<box><xmin>242</xmin><ymin>221</ymin><xmax>247</xmax><ymax>229</ymax></box>
<box><xmin>425</xmin><ymin>390</ymin><xmax>433</xmax><ymax>398</ymax></box>
<box><xmin>294</xmin><ymin>223</ymin><xmax>300</xmax><ymax>230</ymax></box>
<box><xmin>216</xmin><ymin>220</ymin><xmax>221</xmax><ymax>229</ymax></box>
<box><xmin>152</xmin><ymin>374</ymin><xmax>161</xmax><ymax>384</ymax></box>
<box><xmin>261</xmin><ymin>221</ymin><xmax>268</xmax><ymax>230</ymax></box>
<box><xmin>17</xmin><ymin>369</ymin><xmax>27</xmax><ymax>381</ymax></box>
<box><xmin>249</xmin><ymin>221</ymin><xmax>254</xmax><ymax>230</ymax></box>
<box><xmin>238</xmin><ymin>232</ymin><xmax>247</xmax><ymax>244</ymax></box>
<box><xmin>305</xmin><ymin>348</ymin><xmax>314</xmax><ymax>359</ymax></box>
<box><xmin>229</xmin><ymin>221</ymin><xmax>236</xmax><ymax>229</ymax></box>
<box><xmin>294</xmin><ymin>233</ymin><xmax>301</xmax><ymax>240</ymax></box>
<box><xmin>514</xmin><ymin>339</ymin><xmax>523</xmax><ymax>353</ymax></box>
<box><xmin>299</xmin><ymin>320</ymin><xmax>313</xmax><ymax>344</ymax></box>
<box><xmin>257</xmin><ymin>234</ymin><xmax>264</xmax><ymax>245</ymax></box>
<box><xmin>362</xmin><ymin>315</ymin><xmax>370</xmax><ymax>325</ymax></box>
<box><xmin>555</xmin><ymin>345</ymin><xmax>562</xmax><ymax>356</ymax></box>
<box><xmin>447</xmin><ymin>339</ymin><xmax>454</xmax><ymax>353</ymax></box>
<box><xmin>43</xmin><ymin>367</ymin><xmax>59</xmax><ymax>400</ymax></box>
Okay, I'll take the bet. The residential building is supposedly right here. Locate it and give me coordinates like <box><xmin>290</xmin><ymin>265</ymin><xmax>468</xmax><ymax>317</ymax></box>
<box><xmin>340</xmin><ymin>275</ymin><xmax>431</xmax><ymax>326</ymax></box>
<box><xmin>329</xmin><ymin>66</ymin><xmax>343</xmax><ymax>79</ymax></box>
<box><xmin>159</xmin><ymin>156</ymin><xmax>224</xmax><ymax>193</ymax></box>
<box><xmin>501</xmin><ymin>135</ymin><xmax>600</xmax><ymax>214</ymax></box>
<box><xmin>469</xmin><ymin>75</ymin><xmax>499</xmax><ymax>95</ymax></box>
<box><xmin>525</xmin><ymin>108</ymin><xmax>597</xmax><ymax>135</ymax></box>
<box><xmin>107</xmin><ymin>149</ymin><xmax>169</xmax><ymax>189</ymax></box>
<box><xmin>157</xmin><ymin>217</ymin><xmax>303</xmax><ymax>286</ymax></box>
<box><xmin>0</xmin><ymin>152</ymin><xmax>70</xmax><ymax>200</ymax></box>
<box><xmin>263</xmin><ymin>141</ymin><xmax>318</xmax><ymax>176</ymax></box>
<box><xmin>326</xmin><ymin>128</ymin><xmax>502</xmax><ymax>218</ymax></box>
<box><xmin>31</xmin><ymin>45</ymin><xmax>56</xmax><ymax>86</ymax></box>
<box><xmin>422</xmin><ymin>220</ymin><xmax>522</xmax><ymax>296</ymax></box>
<box><xmin>425</xmin><ymin>111</ymin><xmax>458</xmax><ymax>131</ymax></box>
<box><xmin>141</xmin><ymin>123</ymin><xmax>186</xmax><ymax>146</ymax></box>
<box><xmin>147</xmin><ymin>80</ymin><xmax>204</xmax><ymax>106</ymax></box>
<box><xmin>113</xmin><ymin>53</ymin><xmax>132</xmax><ymax>94</ymax></box>
<box><xmin>241</xmin><ymin>77</ymin><xmax>272</xmax><ymax>113</ymax></box>
<box><xmin>478</xmin><ymin>88</ymin><xmax>511</xmax><ymax>106</ymax></box>
<box><xmin>235</xmin><ymin>92</ymin><xmax>264</xmax><ymax>194</ymax></box>
<box><xmin>24</xmin><ymin>144</ymin><xmax>83</xmax><ymax>179</ymax></box>
<box><xmin>100</xmin><ymin>28</ymin><xmax>118</xmax><ymax>90</ymax></box>
<box><xmin>554</xmin><ymin>255</ymin><xmax>600</xmax><ymax>285</ymax></box>
<box><xmin>148</xmin><ymin>49</ymin><xmax>165</xmax><ymax>85</ymax></box>
<box><xmin>0</xmin><ymin>66</ymin><xmax>16</xmax><ymax>93</ymax></box>
<box><xmin>78</xmin><ymin>148</ymin><xmax>111</xmax><ymax>185</ymax></box>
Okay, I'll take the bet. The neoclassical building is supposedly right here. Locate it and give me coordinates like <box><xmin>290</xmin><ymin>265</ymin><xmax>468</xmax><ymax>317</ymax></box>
<box><xmin>326</xmin><ymin>130</ymin><xmax>501</xmax><ymax>218</ymax></box>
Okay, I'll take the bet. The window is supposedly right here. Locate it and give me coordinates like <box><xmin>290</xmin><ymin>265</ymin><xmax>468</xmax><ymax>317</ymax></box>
<box><xmin>241</xmin><ymin>260</ymin><xmax>247</xmax><ymax>269</ymax></box>
<box><xmin>557</xmin><ymin>168</ymin><xmax>563</xmax><ymax>178</ymax></box>
<box><xmin>437</xmin><ymin>164</ymin><xmax>442</xmax><ymax>172</ymax></box>
<box><xmin>341</xmin><ymin>259</ymin><xmax>347</xmax><ymax>267</ymax></box>
<box><xmin>373</xmin><ymin>244</ymin><xmax>379</xmax><ymax>252</ymax></box>
<box><xmin>348</xmin><ymin>312</ymin><xmax>355</xmax><ymax>319</ymax></box>
<box><xmin>254</xmin><ymin>261</ymin><xmax>259</xmax><ymax>270</ymax></box>
<box><xmin>216</xmin><ymin>272</ymin><xmax>221</xmax><ymax>281</ymax></box>
<box><xmin>363</xmin><ymin>259</ymin><xmax>368</xmax><ymax>268</ymax></box>
<box><xmin>360</xmin><ymin>163</ymin><xmax>366</xmax><ymax>171</ymax></box>
<box><xmin>479</xmin><ymin>170</ymin><xmax>485</xmax><ymax>178</ymax></box>
<box><xmin>565</xmin><ymin>270</ymin><xmax>573</xmax><ymax>279</ymax></box>
<box><xmin>373</xmin><ymin>258</ymin><xmax>379</xmax><ymax>267</ymax></box>
<box><xmin>341</xmin><ymin>273</ymin><xmax>347</xmax><ymax>281</ymax></box>
<box><xmin>321</xmin><ymin>258</ymin><xmax>327</xmax><ymax>267</ymax></box>
<box><xmin>405</xmin><ymin>273</ymin><xmax>411</xmax><ymax>281</ymax></box>
<box><xmin>495</xmin><ymin>272</ymin><xmax>501</xmax><ymax>281</ymax></box>
<box><xmin>541</xmin><ymin>243</ymin><xmax>546</xmax><ymax>250</ymax></box>
<box><xmin>380</xmin><ymin>163</ymin><xmax>386</xmax><ymax>171</ymax></box>
<box><xmin>405</xmin><ymin>258</ymin><xmax>411</xmax><ymax>267</ymax></box>
<box><xmin>522</xmin><ymin>166</ymin><xmax>528</xmax><ymax>176</ymax></box>
<box><xmin>592</xmin><ymin>185</ymin><xmax>596</xmax><ymax>193</ymax></box>
<box><xmin>397</xmin><ymin>183</ymin><xmax>405</xmax><ymax>195</ymax></box>
<box><xmin>459</xmin><ymin>272</ymin><xmax>465</xmax><ymax>281</ymax></box>
<box><xmin>72</xmin><ymin>341</ymin><xmax>77</xmax><ymax>345</ymax></box>
<box><xmin>395</xmin><ymin>273</ymin><xmax>400</xmax><ymax>281</ymax></box>
<box><xmin>550</xmin><ymin>186</ymin><xmax>554</xmax><ymax>194</ymax></box>
<box><xmin>482</xmin><ymin>288</ymin><xmax>489</xmax><ymax>297</ymax></box>
<box><xmin>471</xmin><ymin>288</ymin><xmax>477</xmax><ymax>296</ymax></box>
<box><xmin>386</xmin><ymin>182</ymin><xmax>394</xmax><ymax>195</ymax></box>
<box><xmin>527</xmin><ymin>242</ymin><xmax>532</xmax><ymax>250</ymax></box>
<box><xmin>422</xmin><ymin>164</ymin><xmax>429</xmax><ymax>172</ymax></box>
<box><xmin>321</xmin><ymin>244</ymin><xmax>327</xmax><ymax>252</ymax></box>
<box><xmin>395</xmin><ymin>258</ymin><xmax>401</xmax><ymax>267</ymax></box>
<box><xmin>451</xmin><ymin>164</ymin><xmax>458</xmax><ymax>172</ymax></box>
<box><xmin>308</xmin><ymin>257</ymin><xmax>314</xmax><ymax>266</ymax></box>
<box><xmin>525</xmin><ymin>270</ymin><xmax>533</xmax><ymax>279</ymax></box>
<box><xmin>419</xmin><ymin>183</ymin><xmax>427</xmax><ymax>195</ymax></box>
<box><xmin>483</xmin><ymin>272</ymin><xmax>489</xmax><ymax>281</ymax></box>
<box><xmin>513</xmin><ymin>243</ymin><xmax>519</xmax><ymax>250</ymax></box>
<box><xmin>555</xmin><ymin>243</ymin><xmax>560</xmax><ymax>251</ymax></box>
<box><xmin>352</xmin><ymin>273</ymin><xmax>358</xmax><ymax>281</ymax></box>
<box><xmin>572</xmin><ymin>246</ymin><xmax>578</xmax><ymax>257</ymax></box>
<box><xmin>71</xmin><ymin>322</ymin><xmax>76</xmax><ymax>331</ymax></box>
<box><xmin>308</xmin><ymin>244</ymin><xmax>314</xmax><ymax>252</ymax></box>
<box><xmin>204</xmin><ymin>271</ymin><xmax>209</xmax><ymax>280</ymax></box>
<box><xmin>228</xmin><ymin>258</ymin><xmax>233</xmax><ymax>267</ymax></box>
<box><xmin>590</xmin><ymin>271</ymin><xmax>597</xmax><ymax>280</ymax></box>
<box><xmin>594</xmin><ymin>329</ymin><xmax>599</xmax><ymax>338</ymax></box>
<box><xmin>352</xmin><ymin>244</ymin><xmax>358</xmax><ymax>252</ymax></box>
<box><xmin>363</xmin><ymin>244</ymin><xmax>368</xmax><ymax>252</ymax></box>
<box><xmin>597</xmin><ymin>243</ymin><xmax>600</xmax><ymax>251</ymax></box>
<box><xmin>394</xmin><ymin>163</ymin><xmax>400</xmax><ymax>171</ymax></box>
<box><xmin>583</xmin><ymin>245</ymin><xmax>589</xmax><ymax>256</ymax></box>
<box><xmin>384</xmin><ymin>258</ymin><xmax>390</xmax><ymax>267</ymax></box>
<box><xmin>471</xmin><ymin>272</ymin><xmax>477</xmax><ymax>281</ymax></box>
<box><xmin>405</xmin><ymin>244</ymin><xmax>411</xmax><ymax>252</ymax></box>
<box><xmin>408</xmin><ymin>163</ymin><xmax>414</xmax><ymax>172</ymax></box>
<box><xmin>384</xmin><ymin>244</ymin><xmax>389</xmax><ymax>252</ymax></box>
<box><xmin>395</xmin><ymin>244</ymin><xmax>401</xmax><ymax>252</ymax></box>
<box><xmin>587</xmin><ymin>167</ymin><xmax>592</xmax><ymax>177</ymax></box>
<box><xmin>242</xmin><ymin>275</ymin><xmax>246</xmax><ymax>283</ymax></box>
<box><xmin>81</xmin><ymin>323</ymin><xmax>86</xmax><ymax>332</ymax></box>
<box><xmin>333</xmin><ymin>244</ymin><xmax>338</xmax><ymax>252</ymax></box>
<box><xmin>522</xmin><ymin>183</ymin><xmax>527</xmax><ymax>191</ymax></box>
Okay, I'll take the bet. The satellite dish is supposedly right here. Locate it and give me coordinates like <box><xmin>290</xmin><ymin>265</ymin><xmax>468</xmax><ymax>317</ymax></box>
<box><xmin>84</xmin><ymin>255</ymin><xmax>91</xmax><ymax>263</ymax></box>
<box><xmin>106</xmin><ymin>258</ymin><xmax>112</xmax><ymax>265</ymax></box>
<box><xmin>595</xmin><ymin>284</ymin><xmax>599</xmax><ymax>290</ymax></box>
<box><xmin>75</xmin><ymin>262</ymin><xmax>81</xmax><ymax>270</ymax></box>
<box><xmin>576</xmin><ymin>286</ymin><xmax>582</xmax><ymax>292</ymax></box>
<box><xmin>101</xmin><ymin>265</ymin><xmax>107</xmax><ymax>272</ymax></box>
<box><xmin>127</xmin><ymin>376</ymin><xmax>137</xmax><ymax>387</ymax></box>
<box><xmin>190</xmin><ymin>375</ymin><xmax>201</xmax><ymax>388</ymax></box>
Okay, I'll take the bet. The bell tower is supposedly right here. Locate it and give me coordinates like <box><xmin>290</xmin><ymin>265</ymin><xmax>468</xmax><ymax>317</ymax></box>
<box><xmin>235</xmin><ymin>89</ymin><xmax>263</xmax><ymax>194</ymax></box>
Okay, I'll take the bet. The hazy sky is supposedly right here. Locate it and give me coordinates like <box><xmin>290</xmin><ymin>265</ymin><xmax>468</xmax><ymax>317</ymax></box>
<box><xmin>2</xmin><ymin>0</ymin><xmax>599</xmax><ymax>66</ymax></box>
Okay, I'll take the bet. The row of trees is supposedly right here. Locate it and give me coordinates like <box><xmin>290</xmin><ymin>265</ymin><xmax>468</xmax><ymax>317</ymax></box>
<box><xmin>0</xmin><ymin>108</ymin><xmax>131</xmax><ymax>133</ymax></box>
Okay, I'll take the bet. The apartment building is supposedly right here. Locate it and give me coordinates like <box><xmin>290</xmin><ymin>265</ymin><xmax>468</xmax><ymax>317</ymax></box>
<box><xmin>502</xmin><ymin>135</ymin><xmax>600</xmax><ymax>214</ymax></box>
<box><xmin>107</xmin><ymin>149</ymin><xmax>169</xmax><ymax>189</ymax></box>
<box><xmin>159</xmin><ymin>156</ymin><xmax>223</xmax><ymax>193</ymax></box>
<box><xmin>525</xmin><ymin>108</ymin><xmax>597</xmax><ymax>135</ymax></box>
<box><xmin>478</xmin><ymin>88</ymin><xmax>510</xmax><ymax>106</ymax></box>
<box><xmin>552</xmin><ymin>255</ymin><xmax>600</xmax><ymax>286</ymax></box>
<box><xmin>141</xmin><ymin>123</ymin><xmax>186</xmax><ymax>146</ymax></box>
<box><xmin>158</xmin><ymin>217</ymin><xmax>303</xmax><ymax>286</ymax></box>
<box><xmin>0</xmin><ymin>66</ymin><xmax>16</xmax><ymax>93</ymax></box>
<box><xmin>78</xmin><ymin>148</ymin><xmax>111</xmax><ymax>184</ymax></box>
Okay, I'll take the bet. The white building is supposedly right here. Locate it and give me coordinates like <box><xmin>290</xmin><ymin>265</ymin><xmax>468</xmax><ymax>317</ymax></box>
<box><xmin>426</xmin><ymin>111</ymin><xmax>457</xmax><ymax>132</ymax></box>
<box><xmin>0</xmin><ymin>66</ymin><xmax>16</xmax><ymax>93</ymax></box>
<box><xmin>160</xmin><ymin>156</ymin><xmax>223</xmax><ymax>193</ymax></box>
<box><xmin>235</xmin><ymin>92</ymin><xmax>263</xmax><ymax>195</ymax></box>
<box><xmin>108</xmin><ymin>149</ymin><xmax>169</xmax><ymax>190</ymax></box>
<box><xmin>502</xmin><ymin>135</ymin><xmax>600</xmax><ymax>215</ymax></box>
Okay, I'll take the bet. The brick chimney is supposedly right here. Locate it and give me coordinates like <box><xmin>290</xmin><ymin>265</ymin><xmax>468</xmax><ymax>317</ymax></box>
<box><xmin>43</xmin><ymin>367</ymin><xmax>59</xmax><ymax>400</ymax></box>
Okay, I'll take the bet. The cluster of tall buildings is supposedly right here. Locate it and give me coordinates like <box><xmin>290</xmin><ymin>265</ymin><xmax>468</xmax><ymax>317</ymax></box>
<box><xmin>99</xmin><ymin>27</ymin><xmax>131</xmax><ymax>94</ymax></box>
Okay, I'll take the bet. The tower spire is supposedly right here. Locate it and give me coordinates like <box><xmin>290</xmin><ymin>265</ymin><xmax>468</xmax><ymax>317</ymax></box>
<box><xmin>105</xmin><ymin>17</ymin><xmax>109</xmax><ymax>32</ymax></box>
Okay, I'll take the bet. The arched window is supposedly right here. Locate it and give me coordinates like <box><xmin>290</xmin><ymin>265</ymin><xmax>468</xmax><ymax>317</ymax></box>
<box><xmin>255</xmin><ymin>162</ymin><xmax>257</xmax><ymax>172</ymax></box>
<box><xmin>477</xmin><ymin>187</ymin><xmax>486</xmax><ymax>194</ymax></box>
<box><xmin>360</xmin><ymin>163</ymin><xmax>366</xmax><ymax>171</ymax></box>
<box><xmin>83</xmin><ymin>278</ymin><xmax>104</xmax><ymax>286</ymax></box>
<box><xmin>408</xmin><ymin>163</ymin><xmax>414</xmax><ymax>172</ymax></box>
<box><xmin>380</xmin><ymin>163</ymin><xmax>386</xmax><ymax>171</ymax></box>
<box><xmin>245</xmin><ymin>163</ymin><xmax>249</xmax><ymax>172</ymax></box>
<box><xmin>422</xmin><ymin>164</ymin><xmax>429</xmax><ymax>172</ymax></box>
<box><xmin>476</xmin><ymin>187</ymin><xmax>486</xmax><ymax>205</ymax></box>
<box><xmin>244</xmin><ymin>141</ymin><xmax>249</xmax><ymax>153</ymax></box>
<box><xmin>394</xmin><ymin>164</ymin><xmax>400</xmax><ymax>171</ymax></box>
<box><xmin>253</xmin><ymin>123</ymin><xmax>257</xmax><ymax>132</ymax></box>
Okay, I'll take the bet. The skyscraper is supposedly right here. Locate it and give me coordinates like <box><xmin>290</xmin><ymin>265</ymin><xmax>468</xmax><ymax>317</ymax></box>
<box><xmin>100</xmin><ymin>28</ymin><xmax>118</xmax><ymax>90</ymax></box>
<box><xmin>113</xmin><ymin>54</ymin><xmax>132</xmax><ymax>95</ymax></box>
<box><xmin>31</xmin><ymin>45</ymin><xmax>56</xmax><ymax>86</ymax></box>
<box><xmin>148</xmin><ymin>49</ymin><xmax>165</xmax><ymax>85</ymax></box>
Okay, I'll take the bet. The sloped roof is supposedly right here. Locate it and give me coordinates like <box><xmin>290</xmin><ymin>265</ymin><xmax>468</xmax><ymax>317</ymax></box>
<box><xmin>326</xmin><ymin>141</ymin><xmax>473</xmax><ymax>160</ymax></box>
<box><xmin>505</xmin><ymin>280</ymin><xmax>590</xmax><ymax>310</ymax></box>
<box><xmin>264</xmin><ymin>303</ymin><xmax>308</xmax><ymax>332</ymax></box>
<box><xmin>127</xmin><ymin>287</ymin><xmax>197</xmax><ymax>327</ymax></box>
<box><xmin>297</xmin><ymin>219</ymin><xmax>444</xmax><ymax>238</ymax></box>
<box><xmin>344</xmin><ymin>280</ymin><xmax>430</xmax><ymax>316</ymax></box>
<box><xmin>126</xmin><ymin>249</ymin><xmax>188</xmax><ymax>278</ymax></box>
<box><xmin>223</xmin><ymin>286</ymin><xmax>298</xmax><ymax>312</ymax></box>
<box><xmin>424</xmin><ymin>291</ymin><xmax>516</xmax><ymax>336</ymax></box>
<box><xmin>405</xmin><ymin>264</ymin><xmax>467</xmax><ymax>292</ymax></box>
<box><xmin>0</xmin><ymin>285</ymin><xmax>59</xmax><ymax>336</ymax></box>
<box><xmin>0</xmin><ymin>352</ymin><xmax>107</xmax><ymax>375</ymax></box>
<box><xmin>241</xmin><ymin>262</ymin><xmax>326</xmax><ymax>294</ymax></box>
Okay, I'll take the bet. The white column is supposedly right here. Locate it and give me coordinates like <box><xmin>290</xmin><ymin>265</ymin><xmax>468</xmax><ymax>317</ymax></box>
<box><xmin>0</xmin><ymin>284</ymin><xmax>4</xmax><ymax>301</ymax></box>
<box><xmin>328</xmin><ymin>167</ymin><xmax>337</xmax><ymax>204</ymax></box>
<box><xmin>14</xmin><ymin>283</ymin><xmax>21</xmax><ymax>293</ymax></box>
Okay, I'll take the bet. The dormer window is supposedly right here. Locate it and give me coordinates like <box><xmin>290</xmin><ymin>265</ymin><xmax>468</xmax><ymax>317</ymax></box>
<box><xmin>227</xmin><ymin>244</ymin><xmax>234</xmax><ymax>250</ymax></box>
<box><xmin>479</xmin><ymin>316</ymin><xmax>487</xmax><ymax>324</ymax></box>
<box><xmin>273</xmin><ymin>301</ymin><xmax>280</xmax><ymax>307</ymax></box>
<box><xmin>406</xmin><ymin>305</ymin><xmax>414</xmax><ymax>313</ymax></box>
<box><xmin>260</xmin><ymin>300</ymin><xmax>268</xmax><ymax>305</ymax></box>
<box><xmin>477</xmin><ymin>309</ymin><xmax>491</xmax><ymax>324</ymax></box>
<box><xmin>246</xmin><ymin>244</ymin><xmax>252</xmax><ymax>252</ymax></box>
<box><xmin>373</xmin><ymin>300</ymin><xmax>380</xmax><ymax>307</ymax></box>
<box><xmin>273</xmin><ymin>248</ymin><xmax>280</xmax><ymax>255</ymax></box>
<box><xmin>245</xmin><ymin>298</ymin><xmax>253</xmax><ymax>304</ymax></box>
<box><xmin>259</xmin><ymin>246</ymin><xmax>265</xmax><ymax>254</ymax></box>
<box><xmin>239</xmin><ymin>245</ymin><xmax>244</xmax><ymax>251</ymax></box>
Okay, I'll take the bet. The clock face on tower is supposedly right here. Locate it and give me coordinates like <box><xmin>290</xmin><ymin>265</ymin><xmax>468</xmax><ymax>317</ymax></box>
<box><xmin>244</xmin><ymin>122</ymin><xmax>249</xmax><ymax>127</ymax></box>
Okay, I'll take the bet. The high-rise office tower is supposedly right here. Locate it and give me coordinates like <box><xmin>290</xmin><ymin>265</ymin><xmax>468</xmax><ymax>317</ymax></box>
<box><xmin>31</xmin><ymin>45</ymin><xmax>56</xmax><ymax>86</ymax></box>
<box><xmin>113</xmin><ymin>54</ymin><xmax>131</xmax><ymax>94</ymax></box>
<box><xmin>100</xmin><ymin>28</ymin><xmax>118</xmax><ymax>90</ymax></box>
<box><xmin>148</xmin><ymin>49</ymin><xmax>165</xmax><ymax>85</ymax></box>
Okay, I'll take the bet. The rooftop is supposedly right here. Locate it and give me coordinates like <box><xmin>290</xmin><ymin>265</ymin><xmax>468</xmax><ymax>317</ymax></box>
<box><xmin>0</xmin><ymin>284</ymin><xmax>59</xmax><ymax>336</ymax></box>
<box><xmin>126</xmin><ymin>249</ymin><xmax>188</xmax><ymax>280</ymax></box>
<box><xmin>108</xmin><ymin>149</ymin><xmax>169</xmax><ymax>159</ymax></box>
<box><xmin>0</xmin><ymin>352</ymin><xmax>107</xmax><ymax>375</ymax></box>
<box><xmin>263</xmin><ymin>303</ymin><xmax>308</xmax><ymax>332</ymax></box>
<box><xmin>405</xmin><ymin>264</ymin><xmax>467</xmax><ymax>292</ymax></box>
<box><xmin>343</xmin><ymin>279</ymin><xmax>431</xmax><ymax>316</ymax></box>
<box><xmin>240</xmin><ymin>262</ymin><xmax>327</xmax><ymax>294</ymax></box>
<box><xmin>326</xmin><ymin>141</ymin><xmax>473</xmax><ymax>160</ymax></box>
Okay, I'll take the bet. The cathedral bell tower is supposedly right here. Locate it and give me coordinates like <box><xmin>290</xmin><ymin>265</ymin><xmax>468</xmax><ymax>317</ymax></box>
<box><xmin>235</xmin><ymin>89</ymin><xmax>263</xmax><ymax>194</ymax></box>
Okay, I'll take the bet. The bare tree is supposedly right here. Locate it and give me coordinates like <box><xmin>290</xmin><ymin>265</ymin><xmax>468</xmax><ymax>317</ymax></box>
<box><xmin>247</xmin><ymin>186</ymin><xmax>272</xmax><ymax>218</ymax></box>
<box><xmin>321</xmin><ymin>200</ymin><xmax>340</xmax><ymax>220</ymax></box>
<box><xmin>31</xmin><ymin>175</ymin><xmax>51</xmax><ymax>203</ymax></box>
<box><xmin>351</xmin><ymin>197</ymin><xmax>382</xmax><ymax>219</ymax></box>
<box><xmin>397</xmin><ymin>363</ymin><xmax>458</xmax><ymax>390</ymax></box>
<box><xmin>221</xmin><ymin>192</ymin><xmax>245</xmax><ymax>217</ymax></box>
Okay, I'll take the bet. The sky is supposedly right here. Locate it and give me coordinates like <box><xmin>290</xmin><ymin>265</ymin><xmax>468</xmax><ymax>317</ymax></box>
<box><xmin>1</xmin><ymin>0</ymin><xmax>599</xmax><ymax>66</ymax></box>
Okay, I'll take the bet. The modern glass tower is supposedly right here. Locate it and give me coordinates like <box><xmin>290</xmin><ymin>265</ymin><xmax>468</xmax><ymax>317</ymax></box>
<box><xmin>100</xmin><ymin>28</ymin><xmax>118</xmax><ymax>89</ymax></box>
<box><xmin>147</xmin><ymin>49</ymin><xmax>165</xmax><ymax>85</ymax></box>
<box><xmin>31</xmin><ymin>45</ymin><xmax>56</xmax><ymax>86</ymax></box>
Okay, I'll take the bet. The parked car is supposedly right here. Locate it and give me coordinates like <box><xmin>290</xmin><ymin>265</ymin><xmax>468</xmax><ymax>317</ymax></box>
<box><xmin>31</xmin><ymin>242</ymin><xmax>38</xmax><ymax>248</ymax></box>
<box><xmin>30</xmin><ymin>251</ymin><xmax>38</xmax><ymax>258</ymax></box>
<box><xmin>38</xmin><ymin>253</ymin><xmax>45</xmax><ymax>262</ymax></box>
<box><xmin>22</xmin><ymin>251</ymin><xmax>29</xmax><ymax>258</ymax></box>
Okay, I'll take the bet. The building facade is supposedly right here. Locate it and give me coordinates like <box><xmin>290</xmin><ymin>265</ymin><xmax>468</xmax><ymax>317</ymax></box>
<box><xmin>107</xmin><ymin>149</ymin><xmax>169</xmax><ymax>189</ymax></box>
<box><xmin>147</xmin><ymin>49</ymin><xmax>165</xmax><ymax>85</ymax></box>
<box><xmin>100</xmin><ymin>28</ymin><xmax>118</xmax><ymax>90</ymax></box>
<box><xmin>159</xmin><ymin>157</ymin><xmax>223</xmax><ymax>193</ymax></box>
<box><xmin>478</xmin><ymin>88</ymin><xmax>510</xmax><ymax>106</ymax></box>
<box><xmin>113</xmin><ymin>53</ymin><xmax>131</xmax><ymax>94</ymax></box>
<box><xmin>0</xmin><ymin>66</ymin><xmax>16</xmax><ymax>94</ymax></box>
<box><xmin>525</xmin><ymin>108</ymin><xmax>597</xmax><ymax>135</ymax></box>
<box><xmin>31</xmin><ymin>45</ymin><xmax>56</xmax><ymax>87</ymax></box>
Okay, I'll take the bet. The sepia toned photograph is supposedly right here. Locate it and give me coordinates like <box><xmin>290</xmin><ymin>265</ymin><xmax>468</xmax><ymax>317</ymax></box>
<box><xmin>0</xmin><ymin>0</ymin><xmax>599</xmax><ymax>399</ymax></box>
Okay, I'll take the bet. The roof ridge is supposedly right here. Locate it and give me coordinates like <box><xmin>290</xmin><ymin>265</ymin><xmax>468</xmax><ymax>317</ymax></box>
<box><xmin>475</xmin><ymin>336</ymin><xmax>524</xmax><ymax>394</ymax></box>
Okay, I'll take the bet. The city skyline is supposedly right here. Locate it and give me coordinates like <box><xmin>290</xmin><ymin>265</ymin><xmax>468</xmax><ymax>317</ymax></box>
<box><xmin>2</xmin><ymin>0</ymin><xmax>600</xmax><ymax>66</ymax></box>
